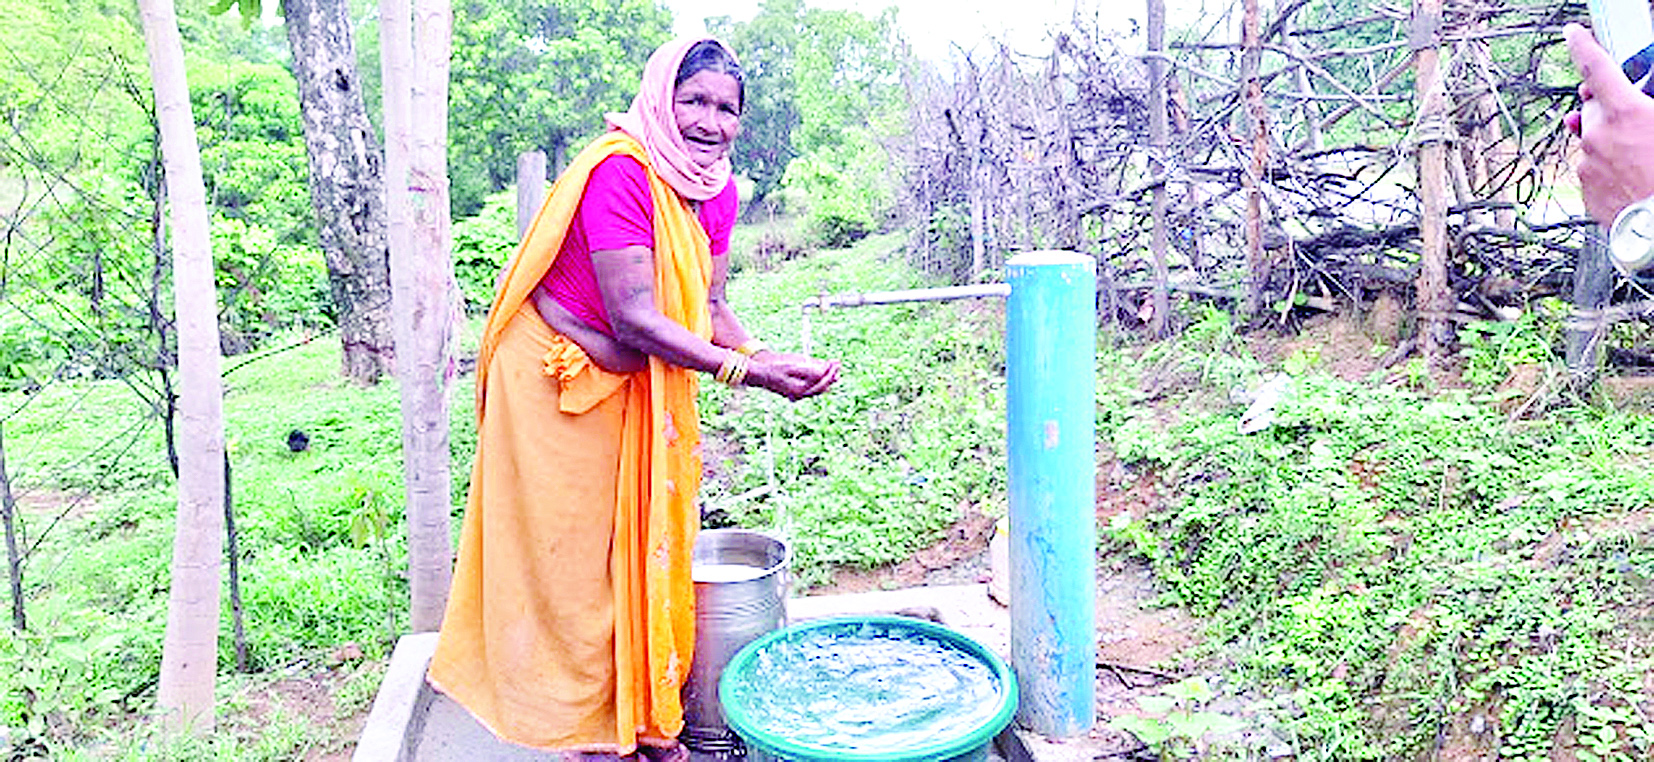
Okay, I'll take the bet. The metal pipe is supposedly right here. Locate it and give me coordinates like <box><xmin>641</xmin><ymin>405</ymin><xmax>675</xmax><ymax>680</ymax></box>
<box><xmin>1006</xmin><ymin>251</ymin><xmax>1097</xmax><ymax>737</ymax></box>
<box><xmin>798</xmin><ymin>283</ymin><xmax>1011</xmax><ymax>354</ymax></box>
<box><xmin>800</xmin><ymin>283</ymin><xmax>1011</xmax><ymax>310</ymax></box>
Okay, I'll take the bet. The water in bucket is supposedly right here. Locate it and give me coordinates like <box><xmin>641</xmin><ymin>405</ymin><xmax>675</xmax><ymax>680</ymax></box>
<box><xmin>719</xmin><ymin>616</ymin><xmax>1018</xmax><ymax>762</ymax></box>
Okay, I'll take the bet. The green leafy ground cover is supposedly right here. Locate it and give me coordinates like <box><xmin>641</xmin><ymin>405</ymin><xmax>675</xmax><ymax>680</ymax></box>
<box><xmin>1099</xmin><ymin>308</ymin><xmax>1654</xmax><ymax>760</ymax></box>
<box><xmin>3</xmin><ymin>234</ymin><xmax>1653</xmax><ymax>760</ymax></box>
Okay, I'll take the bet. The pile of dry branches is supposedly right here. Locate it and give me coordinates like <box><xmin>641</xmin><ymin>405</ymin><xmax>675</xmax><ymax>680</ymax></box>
<box><xmin>896</xmin><ymin>0</ymin><xmax>1651</xmax><ymax>372</ymax></box>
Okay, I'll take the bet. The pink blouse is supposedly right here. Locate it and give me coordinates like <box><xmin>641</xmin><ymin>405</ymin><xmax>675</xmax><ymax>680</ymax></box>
<box><xmin>540</xmin><ymin>154</ymin><xmax>738</xmax><ymax>335</ymax></box>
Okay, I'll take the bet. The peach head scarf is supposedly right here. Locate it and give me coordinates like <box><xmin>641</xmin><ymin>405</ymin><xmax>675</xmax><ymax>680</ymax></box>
<box><xmin>607</xmin><ymin>37</ymin><xmax>737</xmax><ymax>202</ymax></box>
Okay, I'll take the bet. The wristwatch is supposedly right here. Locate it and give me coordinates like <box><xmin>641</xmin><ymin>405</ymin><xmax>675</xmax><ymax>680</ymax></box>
<box><xmin>1609</xmin><ymin>194</ymin><xmax>1654</xmax><ymax>275</ymax></box>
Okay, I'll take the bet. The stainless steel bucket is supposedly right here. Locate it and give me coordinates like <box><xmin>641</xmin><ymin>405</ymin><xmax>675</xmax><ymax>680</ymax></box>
<box><xmin>682</xmin><ymin>529</ymin><xmax>790</xmax><ymax>755</ymax></box>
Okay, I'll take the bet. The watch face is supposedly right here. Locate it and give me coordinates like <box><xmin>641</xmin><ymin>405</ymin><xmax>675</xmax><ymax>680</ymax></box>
<box><xmin>1611</xmin><ymin>204</ymin><xmax>1654</xmax><ymax>273</ymax></box>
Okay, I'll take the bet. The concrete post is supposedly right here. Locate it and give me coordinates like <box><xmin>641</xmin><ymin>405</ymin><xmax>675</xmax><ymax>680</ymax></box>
<box><xmin>516</xmin><ymin>150</ymin><xmax>547</xmax><ymax>239</ymax></box>
<box><xmin>1006</xmin><ymin>250</ymin><xmax>1097</xmax><ymax>737</ymax></box>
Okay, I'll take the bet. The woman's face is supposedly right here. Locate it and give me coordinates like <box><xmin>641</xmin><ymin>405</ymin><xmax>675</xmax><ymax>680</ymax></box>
<box><xmin>673</xmin><ymin>70</ymin><xmax>742</xmax><ymax>168</ymax></box>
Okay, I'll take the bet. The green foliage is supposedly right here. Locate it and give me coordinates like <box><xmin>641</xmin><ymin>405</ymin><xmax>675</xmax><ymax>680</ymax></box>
<box><xmin>191</xmin><ymin>62</ymin><xmax>312</xmax><ymax>241</ymax></box>
<box><xmin>1459</xmin><ymin>305</ymin><xmax>1561</xmax><ymax>389</ymax></box>
<box><xmin>711</xmin><ymin>0</ymin><xmax>905</xmax><ymax>243</ymax></box>
<box><xmin>1101</xmin><ymin>328</ymin><xmax>1654</xmax><ymax>760</ymax></box>
<box><xmin>709</xmin><ymin>0</ymin><xmax>805</xmax><ymax>210</ymax></box>
<box><xmin>445</xmin><ymin>0</ymin><xmax>671</xmax><ymax>214</ymax></box>
<box><xmin>782</xmin><ymin>7</ymin><xmax>904</xmax><ymax>247</ymax></box>
<box><xmin>190</xmin><ymin>61</ymin><xmax>331</xmax><ymax>345</ymax></box>
<box><xmin>699</xmin><ymin>232</ymin><xmax>1006</xmax><ymax>586</ymax></box>
<box><xmin>450</xmin><ymin>189</ymin><xmax>519</xmax><ymax>314</ymax></box>
<box><xmin>0</xmin><ymin>331</ymin><xmax>463</xmax><ymax>753</ymax></box>
<box><xmin>1</xmin><ymin>0</ymin><xmax>330</xmax><ymax>397</ymax></box>
<box><xmin>1110</xmin><ymin>677</ymin><xmax>1251</xmax><ymax>759</ymax></box>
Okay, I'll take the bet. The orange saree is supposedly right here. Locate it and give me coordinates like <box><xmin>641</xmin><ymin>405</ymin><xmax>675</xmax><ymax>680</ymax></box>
<box><xmin>428</xmin><ymin>131</ymin><xmax>709</xmax><ymax>753</ymax></box>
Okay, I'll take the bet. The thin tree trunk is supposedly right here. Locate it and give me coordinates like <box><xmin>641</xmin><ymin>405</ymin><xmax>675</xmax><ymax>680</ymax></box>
<box><xmin>516</xmin><ymin>150</ymin><xmax>547</xmax><ymax>239</ymax></box>
<box><xmin>969</xmin><ymin>146</ymin><xmax>986</xmax><ymax>281</ymax></box>
<box><xmin>224</xmin><ymin>453</ymin><xmax>248</xmax><ymax>672</ymax></box>
<box><xmin>139</xmin><ymin>0</ymin><xmax>228</xmax><ymax>735</ymax></box>
<box><xmin>282</xmin><ymin>0</ymin><xmax>396</xmax><ymax>385</ymax></box>
<box><xmin>1</xmin><ymin>426</ymin><xmax>25</xmax><ymax>633</ymax></box>
<box><xmin>1413</xmin><ymin>0</ymin><xmax>1453</xmax><ymax>371</ymax></box>
<box><xmin>383</xmin><ymin>0</ymin><xmax>456</xmax><ymax>632</ymax></box>
<box><xmin>146</xmin><ymin>138</ymin><xmax>181</xmax><ymax>479</ymax></box>
<box><xmin>1146</xmin><ymin>0</ymin><xmax>1172</xmax><ymax>338</ymax></box>
<box><xmin>1241</xmin><ymin>0</ymin><xmax>1271</xmax><ymax>320</ymax></box>
<box><xmin>1283</xmin><ymin>7</ymin><xmax>1321</xmax><ymax>152</ymax></box>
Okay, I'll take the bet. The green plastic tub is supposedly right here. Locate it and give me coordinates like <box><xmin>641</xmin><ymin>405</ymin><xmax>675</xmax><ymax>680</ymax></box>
<box><xmin>718</xmin><ymin>616</ymin><xmax>1018</xmax><ymax>762</ymax></box>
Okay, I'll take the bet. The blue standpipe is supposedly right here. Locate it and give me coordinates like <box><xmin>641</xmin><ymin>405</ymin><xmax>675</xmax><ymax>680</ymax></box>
<box><xmin>1006</xmin><ymin>251</ymin><xmax>1097</xmax><ymax>737</ymax></box>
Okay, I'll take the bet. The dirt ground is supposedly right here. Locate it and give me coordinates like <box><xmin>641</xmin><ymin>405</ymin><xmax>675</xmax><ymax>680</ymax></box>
<box><xmin>230</xmin><ymin>657</ymin><xmax>376</xmax><ymax>761</ymax></box>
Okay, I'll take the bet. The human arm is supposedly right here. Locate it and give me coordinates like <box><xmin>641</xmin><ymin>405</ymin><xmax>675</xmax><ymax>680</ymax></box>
<box><xmin>593</xmin><ymin>245</ymin><xmax>838</xmax><ymax>400</ymax></box>
<box><xmin>706</xmin><ymin>253</ymin><xmax>840</xmax><ymax>397</ymax></box>
<box><xmin>1564</xmin><ymin>24</ymin><xmax>1654</xmax><ymax>226</ymax></box>
<box><xmin>529</xmin><ymin>284</ymin><xmax>648</xmax><ymax>374</ymax></box>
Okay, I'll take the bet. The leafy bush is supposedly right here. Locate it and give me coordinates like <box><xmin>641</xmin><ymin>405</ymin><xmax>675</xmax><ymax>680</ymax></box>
<box><xmin>212</xmin><ymin>216</ymin><xmax>331</xmax><ymax>347</ymax></box>
<box><xmin>451</xmin><ymin>189</ymin><xmax>519</xmax><ymax>315</ymax></box>
<box><xmin>1459</xmin><ymin>305</ymin><xmax>1561</xmax><ymax>389</ymax></box>
<box><xmin>784</xmin><ymin>140</ymin><xmax>889</xmax><ymax>249</ymax></box>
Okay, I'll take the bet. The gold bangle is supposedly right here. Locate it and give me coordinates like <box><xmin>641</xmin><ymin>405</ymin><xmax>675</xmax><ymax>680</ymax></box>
<box><xmin>715</xmin><ymin>351</ymin><xmax>740</xmax><ymax>385</ymax></box>
<box><xmin>730</xmin><ymin>353</ymin><xmax>750</xmax><ymax>386</ymax></box>
<box><xmin>735</xmin><ymin>338</ymin><xmax>768</xmax><ymax>357</ymax></box>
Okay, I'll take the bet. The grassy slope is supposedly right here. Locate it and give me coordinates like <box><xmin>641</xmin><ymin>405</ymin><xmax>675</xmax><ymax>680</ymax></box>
<box><xmin>1096</xmin><ymin>308</ymin><xmax>1654</xmax><ymax>760</ymax></box>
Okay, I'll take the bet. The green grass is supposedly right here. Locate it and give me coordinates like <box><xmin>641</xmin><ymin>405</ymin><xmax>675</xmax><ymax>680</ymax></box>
<box><xmin>1097</xmin><ymin>306</ymin><xmax>1654</xmax><ymax>760</ymax></box>
<box><xmin>6</xmin><ymin>225</ymin><xmax>1654</xmax><ymax>760</ymax></box>
<box><xmin>0</xmin><ymin>224</ymin><xmax>1007</xmax><ymax>755</ymax></box>
<box><xmin>703</xmin><ymin>230</ymin><xmax>1008</xmax><ymax>585</ymax></box>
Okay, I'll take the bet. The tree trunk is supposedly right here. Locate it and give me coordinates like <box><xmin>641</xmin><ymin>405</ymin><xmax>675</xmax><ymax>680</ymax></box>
<box><xmin>138</xmin><ymin>0</ymin><xmax>228</xmax><ymax>734</ymax></box>
<box><xmin>1413</xmin><ymin>0</ymin><xmax>1453</xmax><ymax>371</ymax></box>
<box><xmin>1240</xmin><ymin>0</ymin><xmax>1271</xmax><ymax>320</ymax></box>
<box><xmin>1282</xmin><ymin>4</ymin><xmax>1321</xmax><ymax>152</ymax></box>
<box><xmin>1145</xmin><ymin>0</ymin><xmax>1172</xmax><ymax>338</ymax></box>
<box><xmin>224</xmin><ymin>453</ymin><xmax>248</xmax><ymax>672</ymax></box>
<box><xmin>1</xmin><ymin>426</ymin><xmax>25</xmax><ymax>633</ymax></box>
<box><xmin>383</xmin><ymin>0</ymin><xmax>456</xmax><ymax>632</ymax></box>
<box><xmin>282</xmin><ymin>0</ymin><xmax>396</xmax><ymax>385</ymax></box>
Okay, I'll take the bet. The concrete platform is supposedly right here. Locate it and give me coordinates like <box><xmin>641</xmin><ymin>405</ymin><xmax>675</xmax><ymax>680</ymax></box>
<box><xmin>353</xmin><ymin>584</ymin><xmax>1108</xmax><ymax>761</ymax></box>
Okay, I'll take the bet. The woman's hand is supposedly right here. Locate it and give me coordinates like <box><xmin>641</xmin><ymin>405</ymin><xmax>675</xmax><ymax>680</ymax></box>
<box><xmin>745</xmin><ymin>352</ymin><xmax>840</xmax><ymax>401</ymax></box>
<box><xmin>530</xmin><ymin>285</ymin><xmax>648</xmax><ymax>374</ymax></box>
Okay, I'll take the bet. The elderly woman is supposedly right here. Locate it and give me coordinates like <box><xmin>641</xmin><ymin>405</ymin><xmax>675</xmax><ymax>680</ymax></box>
<box><xmin>429</xmin><ymin>38</ymin><xmax>839</xmax><ymax>760</ymax></box>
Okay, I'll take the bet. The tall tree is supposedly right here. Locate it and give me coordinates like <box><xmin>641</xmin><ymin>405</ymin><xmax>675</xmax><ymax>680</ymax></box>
<box><xmin>1</xmin><ymin>426</ymin><xmax>24</xmax><ymax>633</ymax></box>
<box><xmin>708</xmin><ymin>0</ymin><xmax>803</xmax><ymax>214</ymax></box>
<box><xmin>382</xmin><ymin>0</ymin><xmax>456</xmax><ymax>632</ymax></box>
<box><xmin>445</xmin><ymin>0</ymin><xmax>670</xmax><ymax>213</ymax></box>
<box><xmin>714</xmin><ymin>0</ymin><xmax>904</xmax><ymax>242</ymax></box>
<box><xmin>137</xmin><ymin>0</ymin><xmax>229</xmax><ymax>734</ymax></box>
<box><xmin>279</xmin><ymin>0</ymin><xmax>397</xmax><ymax>384</ymax></box>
